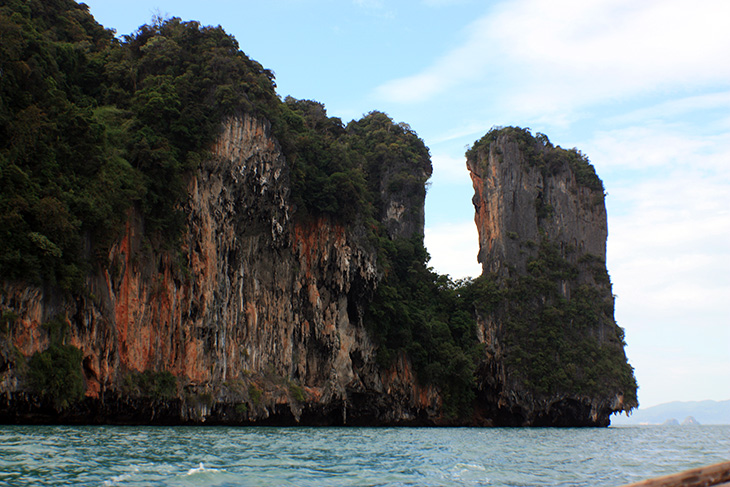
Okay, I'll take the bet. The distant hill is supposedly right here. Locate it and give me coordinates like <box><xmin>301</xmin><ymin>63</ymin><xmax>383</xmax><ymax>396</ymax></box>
<box><xmin>611</xmin><ymin>400</ymin><xmax>730</xmax><ymax>425</ymax></box>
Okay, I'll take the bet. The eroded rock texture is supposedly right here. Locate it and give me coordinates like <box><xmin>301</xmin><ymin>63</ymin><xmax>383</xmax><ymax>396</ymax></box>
<box><xmin>467</xmin><ymin>128</ymin><xmax>637</xmax><ymax>426</ymax></box>
<box><xmin>0</xmin><ymin>115</ymin><xmax>439</xmax><ymax>425</ymax></box>
<box><xmin>470</xmin><ymin>135</ymin><xmax>606</xmax><ymax>278</ymax></box>
<box><xmin>0</xmin><ymin>122</ymin><xmax>636</xmax><ymax>427</ymax></box>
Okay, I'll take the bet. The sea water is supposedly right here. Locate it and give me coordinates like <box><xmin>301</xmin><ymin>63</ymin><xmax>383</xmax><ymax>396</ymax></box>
<box><xmin>0</xmin><ymin>425</ymin><xmax>728</xmax><ymax>486</ymax></box>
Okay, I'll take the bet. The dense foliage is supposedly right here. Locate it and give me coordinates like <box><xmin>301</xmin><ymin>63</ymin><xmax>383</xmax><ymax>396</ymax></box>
<box><xmin>282</xmin><ymin>100</ymin><xmax>431</xmax><ymax>224</ymax></box>
<box><xmin>28</xmin><ymin>343</ymin><xmax>85</xmax><ymax>410</ymax></box>
<box><xmin>470</xmin><ymin>238</ymin><xmax>637</xmax><ymax>405</ymax></box>
<box><xmin>0</xmin><ymin>0</ymin><xmax>432</xmax><ymax>288</ymax></box>
<box><xmin>1</xmin><ymin>0</ymin><xmax>278</xmax><ymax>286</ymax></box>
<box><xmin>365</xmin><ymin>235</ymin><xmax>482</xmax><ymax>418</ymax></box>
<box><xmin>344</xmin><ymin>112</ymin><xmax>431</xmax><ymax>222</ymax></box>
<box><xmin>1</xmin><ymin>0</ymin><xmax>118</xmax><ymax>288</ymax></box>
<box><xmin>26</xmin><ymin>315</ymin><xmax>85</xmax><ymax>410</ymax></box>
<box><xmin>0</xmin><ymin>1</ymin><xmax>292</xmax><ymax>288</ymax></box>
<box><xmin>122</xmin><ymin>370</ymin><xmax>178</xmax><ymax>399</ymax></box>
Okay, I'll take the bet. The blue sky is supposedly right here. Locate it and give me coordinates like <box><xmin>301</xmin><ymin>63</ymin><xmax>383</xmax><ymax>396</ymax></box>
<box><xmin>81</xmin><ymin>0</ymin><xmax>730</xmax><ymax>409</ymax></box>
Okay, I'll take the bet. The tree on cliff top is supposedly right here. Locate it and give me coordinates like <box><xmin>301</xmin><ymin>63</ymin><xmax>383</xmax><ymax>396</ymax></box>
<box><xmin>0</xmin><ymin>0</ymin><xmax>120</xmax><ymax>289</ymax></box>
<box><xmin>467</xmin><ymin>126</ymin><xmax>604</xmax><ymax>192</ymax></box>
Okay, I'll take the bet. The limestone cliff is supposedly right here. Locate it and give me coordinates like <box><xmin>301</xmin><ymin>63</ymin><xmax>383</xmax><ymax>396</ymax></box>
<box><xmin>0</xmin><ymin>115</ymin><xmax>440</xmax><ymax>425</ymax></box>
<box><xmin>0</xmin><ymin>122</ymin><xmax>637</xmax><ymax>427</ymax></box>
<box><xmin>0</xmin><ymin>2</ymin><xmax>637</xmax><ymax>427</ymax></box>
<box><xmin>466</xmin><ymin>127</ymin><xmax>637</xmax><ymax>426</ymax></box>
<box><xmin>469</xmin><ymin>131</ymin><xmax>606</xmax><ymax>278</ymax></box>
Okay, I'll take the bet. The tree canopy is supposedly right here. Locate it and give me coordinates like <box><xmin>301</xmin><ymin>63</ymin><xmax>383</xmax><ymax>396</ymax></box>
<box><xmin>0</xmin><ymin>1</ymin><xmax>432</xmax><ymax>287</ymax></box>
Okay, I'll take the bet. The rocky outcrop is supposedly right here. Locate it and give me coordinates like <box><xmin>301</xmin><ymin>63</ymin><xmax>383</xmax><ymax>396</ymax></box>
<box><xmin>0</xmin><ymin>115</ymin><xmax>441</xmax><ymax>425</ymax></box>
<box><xmin>469</xmin><ymin>133</ymin><xmax>606</xmax><ymax>278</ymax></box>
<box><xmin>0</xmin><ymin>0</ymin><xmax>636</xmax><ymax>427</ymax></box>
<box><xmin>466</xmin><ymin>128</ymin><xmax>637</xmax><ymax>426</ymax></box>
<box><xmin>0</xmin><ymin>121</ymin><xmax>636</xmax><ymax>427</ymax></box>
<box><xmin>377</xmin><ymin>140</ymin><xmax>432</xmax><ymax>240</ymax></box>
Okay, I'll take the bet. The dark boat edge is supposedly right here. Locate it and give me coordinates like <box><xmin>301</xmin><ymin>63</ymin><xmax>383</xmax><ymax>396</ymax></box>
<box><xmin>620</xmin><ymin>460</ymin><xmax>730</xmax><ymax>487</ymax></box>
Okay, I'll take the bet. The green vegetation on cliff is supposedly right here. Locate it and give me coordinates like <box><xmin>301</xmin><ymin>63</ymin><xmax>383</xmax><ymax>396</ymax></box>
<box><xmin>1</xmin><ymin>0</ymin><xmax>118</xmax><ymax>289</ymax></box>
<box><xmin>470</xmin><ymin>239</ymin><xmax>637</xmax><ymax>404</ymax></box>
<box><xmin>28</xmin><ymin>343</ymin><xmax>85</xmax><ymax>410</ymax></box>
<box><xmin>0</xmin><ymin>0</ymin><xmax>430</xmax><ymax>287</ymax></box>
<box><xmin>26</xmin><ymin>315</ymin><xmax>85</xmax><ymax>410</ymax></box>
<box><xmin>122</xmin><ymin>370</ymin><xmax>178</xmax><ymax>399</ymax></box>
<box><xmin>0</xmin><ymin>0</ymin><xmax>289</xmax><ymax>288</ymax></box>
<box><xmin>281</xmin><ymin>100</ymin><xmax>429</xmax><ymax>225</ymax></box>
<box><xmin>467</xmin><ymin>126</ymin><xmax>604</xmax><ymax>192</ymax></box>
<box><xmin>365</xmin><ymin>235</ymin><xmax>481</xmax><ymax>419</ymax></box>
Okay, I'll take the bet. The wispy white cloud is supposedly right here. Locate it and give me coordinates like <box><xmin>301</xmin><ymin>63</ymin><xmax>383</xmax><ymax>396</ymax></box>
<box><xmin>430</xmin><ymin>152</ymin><xmax>471</xmax><ymax>183</ymax></box>
<box><xmin>377</xmin><ymin>75</ymin><xmax>441</xmax><ymax>104</ymax></box>
<box><xmin>376</xmin><ymin>0</ymin><xmax>730</xmax><ymax>119</ymax></box>
<box><xmin>604</xmin><ymin>91</ymin><xmax>730</xmax><ymax>128</ymax></box>
<box><xmin>353</xmin><ymin>0</ymin><xmax>384</xmax><ymax>8</ymax></box>
<box><xmin>608</xmin><ymin>172</ymin><xmax>730</xmax><ymax>316</ymax></box>
<box><xmin>590</xmin><ymin>127</ymin><xmax>730</xmax><ymax>174</ymax></box>
<box><xmin>430</xmin><ymin>122</ymin><xmax>493</xmax><ymax>145</ymax></box>
<box><xmin>425</xmin><ymin>222</ymin><xmax>482</xmax><ymax>279</ymax></box>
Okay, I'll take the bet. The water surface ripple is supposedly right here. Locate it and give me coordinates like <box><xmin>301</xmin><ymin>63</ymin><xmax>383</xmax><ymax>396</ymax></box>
<box><xmin>0</xmin><ymin>425</ymin><xmax>728</xmax><ymax>486</ymax></box>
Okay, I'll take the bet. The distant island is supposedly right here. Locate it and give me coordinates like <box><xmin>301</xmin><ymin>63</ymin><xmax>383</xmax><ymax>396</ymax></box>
<box><xmin>612</xmin><ymin>400</ymin><xmax>730</xmax><ymax>425</ymax></box>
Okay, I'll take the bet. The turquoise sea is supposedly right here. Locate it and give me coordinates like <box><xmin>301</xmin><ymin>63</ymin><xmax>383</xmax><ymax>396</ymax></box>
<box><xmin>0</xmin><ymin>424</ymin><xmax>728</xmax><ymax>486</ymax></box>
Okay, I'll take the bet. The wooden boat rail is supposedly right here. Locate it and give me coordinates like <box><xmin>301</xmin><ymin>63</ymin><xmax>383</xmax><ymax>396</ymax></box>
<box><xmin>620</xmin><ymin>460</ymin><xmax>730</xmax><ymax>487</ymax></box>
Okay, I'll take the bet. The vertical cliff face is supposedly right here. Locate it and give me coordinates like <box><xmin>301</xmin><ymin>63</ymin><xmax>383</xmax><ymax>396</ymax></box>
<box><xmin>377</xmin><ymin>146</ymin><xmax>432</xmax><ymax>240</ymax></box>
<box><xmin>0</xmin><ymin>3</ymin><xmax>636</xmax><ymax>427</ymax></box>
<box><xmin>0</xmin><ymin>121</ymin><xmax>637</xmax><ymax>427</ymax></box>
<box><xmin>0</xmin><ymin>115</ymin><xmax>441</xmax><ymax>425</ymax></box>
<box><xmin>469</xmin><ymin>133</ymin><xmax>607</xmax><ymax>277</ymax></box>
<box><xmin>466</xmin><ymin>127</ymin><xmax>637</xmax><ymax>426</ymax></box>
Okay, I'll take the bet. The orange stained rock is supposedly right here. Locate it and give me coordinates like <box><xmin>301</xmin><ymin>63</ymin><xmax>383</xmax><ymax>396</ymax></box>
<box><xmin>245</xmin><ymin>302</ymin><xmax>258</xmax><ymax>329</ymax></box>
<box><xmin>304</xmin><ymin>386</ymin><xmax>322</xmax><ymax>401</ymax></box>
<box><xmin>14</xmin><ymin>318</ymin><xmax>44</xmax><ymax>357</ymax></box>
<box><xmin>292</xmin><ymin>219</ymin><xmax>346</xmax><ymax>278</ymax></box>
<box><xmin>468</xmin><ymin>153</ymin><xmax>504</xmax><ymax>264</ymax></box>
<box><xmin>184</xmin><ymin>338</ymin><xmax>208</xmax><ymax>382</ymax></box>
<box><xmin>113</xmin><ymin>219</ymin><xmax>133</xmax><ymax>370</ymax></box>
<box><xmin>469</xmin><ymin>170</ymin><xmax>493</xmax><ymax>253</ymax></box>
